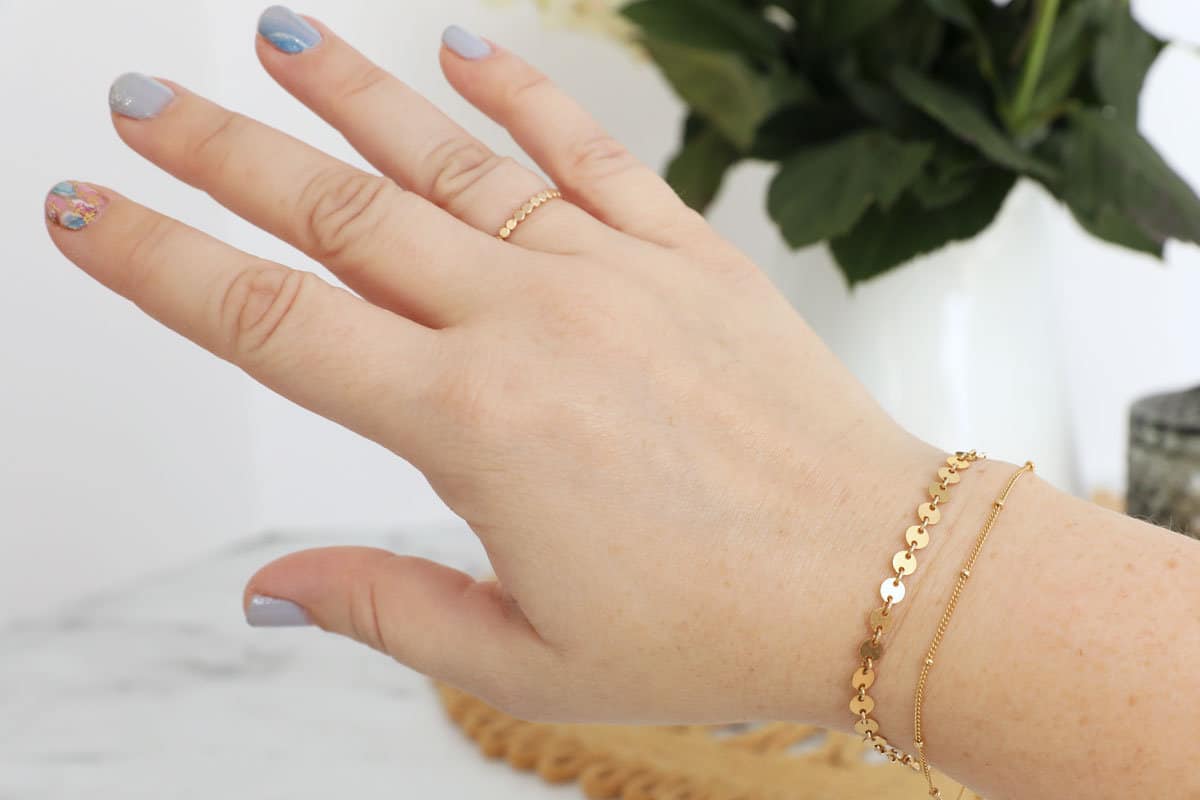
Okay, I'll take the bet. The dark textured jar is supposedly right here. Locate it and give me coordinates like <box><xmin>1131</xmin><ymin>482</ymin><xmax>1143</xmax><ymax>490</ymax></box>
<box><xmin>1127</xmin><ymin>384</ymin><xmax>1200</xmax><ymax>539</ymax></box>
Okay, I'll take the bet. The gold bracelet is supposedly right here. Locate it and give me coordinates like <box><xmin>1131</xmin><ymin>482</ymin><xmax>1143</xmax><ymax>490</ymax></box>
<box><xmin>913</xmin><ymin>460</ymin><xmax>1035</xmax><ymax>799</ymax></box>
<box><xmin>850</xmin><ymin>450</ymin><xmax>983</xmax><ymax>770</ymax></box>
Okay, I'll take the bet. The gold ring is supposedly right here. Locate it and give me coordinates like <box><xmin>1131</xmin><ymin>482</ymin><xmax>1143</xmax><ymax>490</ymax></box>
<box><xmin>496</xmin><ymin>189</ymin><xmax>561</xmax><ymax>241</ymax></box>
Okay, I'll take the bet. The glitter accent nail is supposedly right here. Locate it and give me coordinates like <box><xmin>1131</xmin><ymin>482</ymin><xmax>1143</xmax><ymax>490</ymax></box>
<box><xmin>258</xmin><ymin>6</ymin><xmax>322</xmax><ymax>54</ymax></box>
<box><xmin>45</xmin><ymin>181</ymin><xmax>109</xmax><ymax>231</ymax></box>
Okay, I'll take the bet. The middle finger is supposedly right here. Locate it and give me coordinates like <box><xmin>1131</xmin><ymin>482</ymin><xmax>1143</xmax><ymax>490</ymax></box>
<box><xmin>253</xmin><ymin>9</ymin><xmax>609</xmax><ymax>253</ymax></box>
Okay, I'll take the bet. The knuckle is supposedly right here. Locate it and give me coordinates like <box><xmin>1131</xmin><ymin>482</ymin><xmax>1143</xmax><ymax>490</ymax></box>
<box><xmin>656</xmin><ymin>206</ymin><xmax>714</xmax><ymax>246</ymax></box>
<box><xmin>300</xmin><ymin>170</ymin><xmax>395</xmax><ymax>263</ymax></box>
<box><xmin>420</xmin><ymin>358</ymin><xmax>500</xmax><ymax>431</ymax></box>
<box><xmin>117</xmin><ymin>215</ymin><xmax>176</xmax><ymax>299</ymax></box>
<box><xmin>217</xmin><ymin>264</ymin><xmax>312</xmax><ymax>361</ymax></box>
<box><xmin>338</xmin><ymin>64</ymin><xmax>391</xmax><ymax>103</ymax></box>
<box><xmin>681</xmin><ymin>206</ymin><xmax>710</xmax><ymax>230</ymax></box>
<box><xmin>504</xmin><ymin>72</ymin><xmax>554</xmax><ymax>110</ymax></box>
<box><xmin>540</xmin><ymin>290</ymin><xmax>620</xmax><ymax>348</ymax></box>
<box><xmin>192</xmin><ymin>112</ymin><xmax>247</xmax><ymax>176</ymax></box>
<box><xmin>424</xmin><ymin>138</ymin><xmax>509</xmax><ymax>207</ymax></box>
<box><xmin>348</xmin><ymin>570</ymin><xmax>391</xmax><ymax>654</ymax></box>
<box><xmin>565</xmin><ymin>133</ymin><xmax>636</xmax><ymax>181</ymax></box>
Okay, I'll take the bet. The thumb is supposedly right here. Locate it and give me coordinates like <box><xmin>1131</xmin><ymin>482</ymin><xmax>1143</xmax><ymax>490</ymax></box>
<box><xmin>243</xmin><ymin>546</ymin><xmax>555</xmax><ymax>706</ymax></box>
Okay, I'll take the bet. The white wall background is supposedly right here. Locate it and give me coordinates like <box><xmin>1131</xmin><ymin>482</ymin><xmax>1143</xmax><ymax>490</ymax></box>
<box><xmin>1</xmin><ymin>0</ymin><xmax>1197</xmax><ymax>623</ymax></box>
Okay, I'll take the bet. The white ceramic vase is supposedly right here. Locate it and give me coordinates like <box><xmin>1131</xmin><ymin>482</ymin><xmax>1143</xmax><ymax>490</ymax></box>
<box><xmin>762</xmin><ymin>183</ymin><xmax>1080</xmax><ymax>494</ymax></box>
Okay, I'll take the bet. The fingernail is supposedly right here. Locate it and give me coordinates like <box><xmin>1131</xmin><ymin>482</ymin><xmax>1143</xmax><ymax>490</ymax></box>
<box><xmin>45</xmin><ymin>181</ymin><xmax>110</xmax><ymax>231</ymax></box>
<box><xmin>109</xmin><ymin>73</ymin><xmax>175</xmax><ymax>120</ymax></box>
<box><xmin>245</xmin><ymin>595</ymin><xmax>312</xmax><ymax>627</ymax></box>
<box><xmin>258</xmin><ymin>5</ymin><xmax>322</xmax><ymax>54</ymax></box>
<box><xmin>442</xmin><ymin>25</ymin><xmax>492</xmax><ymax>60</ymax></box>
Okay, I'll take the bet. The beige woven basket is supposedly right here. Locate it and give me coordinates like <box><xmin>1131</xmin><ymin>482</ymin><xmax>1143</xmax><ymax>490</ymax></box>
<box><xmin>436</xmin><ymin>683</ymin><xmax>979</xmax><ymax>799</ymax></box>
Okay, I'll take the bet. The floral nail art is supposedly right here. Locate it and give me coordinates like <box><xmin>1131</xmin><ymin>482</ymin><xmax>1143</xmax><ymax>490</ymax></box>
<box><xmin>46</xmin><ymin>181</ymin><xmax>109</xmax><ymax>231</ymax></box>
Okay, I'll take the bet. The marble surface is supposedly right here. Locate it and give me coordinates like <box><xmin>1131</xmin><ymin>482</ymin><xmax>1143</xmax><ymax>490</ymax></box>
<box><xmin>1</xmin><ymin>529</ymin><xmax>580</xmax><ymax>799</ymax></box>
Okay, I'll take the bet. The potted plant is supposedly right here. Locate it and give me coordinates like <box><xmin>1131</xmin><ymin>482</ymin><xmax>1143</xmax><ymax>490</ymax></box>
<box><xmin>598</xmin><ymin>0</ymin><xmax>1197</xmax><ymax>274</ymax></box>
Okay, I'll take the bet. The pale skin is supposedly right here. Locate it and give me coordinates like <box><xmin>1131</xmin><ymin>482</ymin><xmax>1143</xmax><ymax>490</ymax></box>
<box><xmin>44</xmin><ymin>14</ymin><xmax>1199</xmax><ymax>799</ymax></box>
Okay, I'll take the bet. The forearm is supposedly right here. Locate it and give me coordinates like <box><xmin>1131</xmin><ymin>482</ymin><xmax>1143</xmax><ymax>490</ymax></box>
<box><xmin>790</xmin><ymin>454</ymin><xmax>1200</xmax><ymax>797</ymax></box>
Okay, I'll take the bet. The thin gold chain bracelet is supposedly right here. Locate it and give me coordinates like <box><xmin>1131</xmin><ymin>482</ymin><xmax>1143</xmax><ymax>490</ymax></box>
<box><xmin>913</xmin><ymin>460</ymin><xmax>1035</xmax><ymax>799</ymax></box>
<box><xmin>850</xmin><ymin>450</ymin><xmax>983</xmax><ymax>771</ymax></box>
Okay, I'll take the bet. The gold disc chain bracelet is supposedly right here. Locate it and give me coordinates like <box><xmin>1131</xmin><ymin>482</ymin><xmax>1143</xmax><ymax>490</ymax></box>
<box><xmin>849</xmin><ymin>450</ymin><xmax>983</xmax><ymax>770</ymax></box>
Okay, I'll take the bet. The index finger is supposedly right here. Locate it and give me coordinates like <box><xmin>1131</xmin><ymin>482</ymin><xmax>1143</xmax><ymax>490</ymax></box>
<box><xmin>44</xmin><ymin>180</ymin><xmax>444</xmax><ymax>461</ymax></box>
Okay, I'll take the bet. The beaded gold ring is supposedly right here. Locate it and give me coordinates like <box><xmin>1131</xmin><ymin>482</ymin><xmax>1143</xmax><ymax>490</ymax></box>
<box><xmin>496</xmin><ymin>188</ymin><xmax>561</xmax><ymax>240</ymax></box>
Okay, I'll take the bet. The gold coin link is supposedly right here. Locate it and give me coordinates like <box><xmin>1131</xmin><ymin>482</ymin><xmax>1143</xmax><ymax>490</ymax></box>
<box><xmin>848</xmin><ymin>450</ymin><xmax>982</xmax><ymax>772</ymax></box>
<box><xmin>496</xmin><ymin>188</ymin><xmax>562</xmax><ymax>240</ymax></box>
<box><xmin>913</xmin><ymin>460</ymin><xmax>1034</xmax><ymax>800</ymax></box>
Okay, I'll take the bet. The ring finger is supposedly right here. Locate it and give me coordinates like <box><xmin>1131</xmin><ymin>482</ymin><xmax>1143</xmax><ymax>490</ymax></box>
<box><xmin>253</xmin><ymin>7</ymin><xmax>609</xmax><ymax>253</ymax></box>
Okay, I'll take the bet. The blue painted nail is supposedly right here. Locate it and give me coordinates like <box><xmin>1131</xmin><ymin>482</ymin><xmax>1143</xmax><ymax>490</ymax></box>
<box><xmin>245</xmin><ymin>595</ymin><xmax>312</xmax><ymax>627</ymax></box>
<box><xmin>258</xmin><ymin>5</ymin><xmax>321</xmax><ymax>54</ymax></box>
<box><xmin>108</xmin><ymin>73</ymin><xmax>175</xmax><ymax>119</ymax></box>
<box><xmin>442</xmin><ymin>25</ymin><xmax>492</xmax><ymax>60</ymax></box>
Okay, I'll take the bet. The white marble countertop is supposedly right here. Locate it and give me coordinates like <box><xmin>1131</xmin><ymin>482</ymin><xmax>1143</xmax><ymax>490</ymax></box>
<box><xmin>1</xmin><ymin>529</ymin><xmax>580</xmax><ymax>799</ymax></box>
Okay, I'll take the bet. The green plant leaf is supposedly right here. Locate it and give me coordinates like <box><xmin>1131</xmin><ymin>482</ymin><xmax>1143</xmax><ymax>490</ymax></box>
<box><xmin>858</xmin><ymin>8</ymin><xmax>946</xmax><ymax>72</ymax></box>
<box><xmin>621</xmin><ymin>0</ymin><xmax>786</xmax><ymax>59</ymax></box>
<box><xmin>768</xmin><ymin>130</ymin><xmax>934</xmax><ymax>248</ymax></box>
<box><xmin>1037</xmin><ymin>129</ymin><xmax>1158</xmax><ymax>258</ymax></box>
<box><xmin>664</xmin><ymin>116</ymin><xmax>741</xmax><ymax>212</ymax></box>
<box><xmin>1056</xmin><ymin>108</ymin><xmax>1200</xmax><ymax>247</ymax></box>
<box><xmin>820</xmin><ymin>0</ymin><xmax>906</xmax><ymax>47</ymax></box>
<box><xmin>833</xmin><ymin>55</ymin><xmax>930</xmax><ymax>134</ymax></box>
<box><xmin>749</xmin><ymin>101</ymin><xmax>866</xmax><ymax>160</ymax></box>
<box><xmin>921</xmin><ymin>0</ymin><xmax>997</xmax><ymax>83</ymax></box>
<box><xmin>910</xmin><ymin>141</ymin><xmax>986</xmax><ymax>209</ymax></box>
<box><xmin>1066</xmin><ymin>201</ymin><xmax>1163</xmax><ymax>257</ymax></box>
<box><xmin>891</xmin><ymin>66</ymin><xmax>1057</xmax><ymax>179</ymax></box>
<box><xmin>640</xmin><ymin>37</ymin><xmax>807</xmax><ymax>150</ymax></box>
<box><xmin>1091</xmin><ymin>1</ymin><xmax>1165</xmax><ymax>123</ymax></box>
<box><xmin>1023</xmin><ymin>0</ymin><xmax>1098</xmax><ymax>124</ymax></box>
<box><xmin>922</xmin><ymin>0</ymin><xmax>975</xmax><ymax>28</ymax></box>
<box><xmin>829</xmin><ymin>169</ymin><xmax>1016</xmax><ymax>285</ymax></box>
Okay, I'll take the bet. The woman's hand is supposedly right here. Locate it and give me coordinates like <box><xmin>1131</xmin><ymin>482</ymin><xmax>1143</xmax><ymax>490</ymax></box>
<box><xmin>47</xmin><ymin>9</ymin><xmax>949</xmax><ymax>727</ymax></box>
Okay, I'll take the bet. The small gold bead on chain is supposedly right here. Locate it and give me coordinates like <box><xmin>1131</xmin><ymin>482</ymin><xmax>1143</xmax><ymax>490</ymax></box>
<box><xmin>912</xmin><ymin>461</ymin><xmax>1034</xmax><ymax>800</ymax></box>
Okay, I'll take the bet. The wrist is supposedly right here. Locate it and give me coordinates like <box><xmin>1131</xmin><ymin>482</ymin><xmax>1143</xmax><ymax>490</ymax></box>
<box><xmin>863</xmin><ymin>456</ymin><xmax>1029</xmax><ymax>750</ymax></box>
<box><xmin>763</xmin><ymin>442</ymin><xmax>1019</xmax><ymax>731</ymax></box>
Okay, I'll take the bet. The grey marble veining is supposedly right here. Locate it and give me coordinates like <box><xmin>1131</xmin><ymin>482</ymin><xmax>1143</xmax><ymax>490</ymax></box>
<box><xmin>1</xmin><ymin>529</ymin><xmax>576</xmax><ymax>799</ymax></box>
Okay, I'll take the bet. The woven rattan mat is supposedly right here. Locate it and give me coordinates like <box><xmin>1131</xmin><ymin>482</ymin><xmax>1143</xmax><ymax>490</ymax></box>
<box><xmin>436</xmin><ymin>683</ymin><xmax>980</xmax><ymax>799</ymax></box>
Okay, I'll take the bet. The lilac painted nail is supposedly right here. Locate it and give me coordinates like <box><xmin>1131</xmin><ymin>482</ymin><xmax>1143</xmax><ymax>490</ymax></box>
<box><xmin>442</xmin><ymin>25</ymin><xmax>492</xmax><ymax>60</ymax></box>
<box><xmin>108</xmin><ymin>73</ymin><xmax>175</xmax><ymax>119</ymax></box>
<box><xmin>245</xmin><ymin>595</ymin><xmax>311</xmax><ymax>627</ymax></box>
